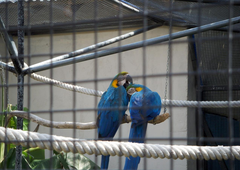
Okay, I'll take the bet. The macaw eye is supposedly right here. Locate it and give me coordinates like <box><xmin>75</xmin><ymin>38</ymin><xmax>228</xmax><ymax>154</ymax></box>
<box><xmin>127</xmin><ymin>87</ymin><xmax>136</xmax><ymax>95</ymax></box>
<box><xmin>117</xmin><ymin>75</ymin><xmax>125</xmax><ymax>82</ymax></box>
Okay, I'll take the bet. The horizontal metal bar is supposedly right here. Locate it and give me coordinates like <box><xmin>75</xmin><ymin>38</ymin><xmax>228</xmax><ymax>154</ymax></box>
<box><xmin>0</xmin><ymin>61</ymin><xmax>16</xmax><ymax>74</ymax></box>
<box><xmin>23</xmin><ymin>16</ymin><xmax>240</xmax><ymax>74</ymax></box>
<box><xmin>30</xmin><ymin>23</ymin><xmax>162</xmax><ymax>68</ymax></box>
<box><xmin>0</xmin><ymin>16</ymin><xmax>22</xmax><ymax>74</ymax></box>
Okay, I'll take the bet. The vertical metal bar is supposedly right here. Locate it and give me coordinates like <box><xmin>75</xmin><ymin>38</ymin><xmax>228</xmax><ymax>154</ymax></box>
<box><xmin>72</xmin><ymin>0</ymin><xmax>77</xmax><ymax>167</ymax></box>
<box><xmin>228</xmin><ymin>0</ymin><xmax>234</xmax><ymax>170</ymax></box>
<box><xmin>117</xmin><ymin>1</ymin><xmax>123</xmax><ymax>169</ymax></box>
<box><xmin>142</xmin><ymin>0</ymin><xmax>147</xmax><ymax>169</ymax></box>
<box><xmin>196</xmin><ymin>0</ymin><xmax>203</xmax><ymax>169</ymax></box>
<box><xmin>93</xmin><ymin>0</ymin><xmax>98</xmax><ymax>167</ymax></box>
<box><xmin>49</xmin><ymin>0</ymin><xmax>54</xmax><ymax>169</ymax></box>
<box><xmin>168</xmin><ymin>1</ymin><xmax>173</xmax><ymax>170</ymax></box>
<box><xmin>16</xmin><ymin>0</ymin><xmax>24</xmax><ymax>169</ymax></box>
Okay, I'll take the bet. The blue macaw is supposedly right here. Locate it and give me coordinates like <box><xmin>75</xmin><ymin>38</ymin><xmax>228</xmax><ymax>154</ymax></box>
<box><xmin>97</xmin><ymin>72</ymin><xmax>133</xmax><ymax>170</ymax></box>
<box><xmin>124</xmin><ymin>84</ymin><xmax>161</xmax><ymax>170</ymax></box>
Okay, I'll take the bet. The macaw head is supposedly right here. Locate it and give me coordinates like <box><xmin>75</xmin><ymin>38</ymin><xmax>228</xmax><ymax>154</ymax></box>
<box><xmin>126</xmin><ymin>84</ymin><xmax>150</xmax><ymax>97</ymax></box>
<box><xmin>111</xmin><ymin>71</ymin><xmax>133</xmax><ymax>89</ymax></box>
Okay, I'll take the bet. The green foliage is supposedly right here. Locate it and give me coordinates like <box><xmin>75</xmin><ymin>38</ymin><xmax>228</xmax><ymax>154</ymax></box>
<box><xmin>0</xmin><ymin>148</ymin><xmax>32</xmax><ymax>169</ymax></box>
<box><xmin>0</xmin><ymin>103</ymin><xmax>100</xmax><ymax>169</ymax></box>
<box><xmin>23</xmin><ymin>147</ymin><xmax>45</xmax><ymax>160</ymax></box>
<box><xmin>0</xmin><ymin>148</ymin><xmax>100</xmax><ymax>170</ymax></box>
<box><xmin>0</xmin><ymin>104</ymin><xmax>46</xmax><ymax>166</ymax></box>
<box><xmin>1</xmin><ymin>104</ymin><xmax>31</xmax><ymax>152</ymax></box>
<box><xmin>63</xmin><ymin>152</ymin><xmax>100</xmax><ymax>170</ymax></box>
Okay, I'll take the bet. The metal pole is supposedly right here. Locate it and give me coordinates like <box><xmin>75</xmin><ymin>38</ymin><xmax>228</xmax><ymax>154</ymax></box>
<box><xmin>109</xmin><ymin>0</ymin><xmax>187</xmax><ymax>24</ymax></box>
<box><xmin>16</xmin><ymin>0</ymin><xmax>24</xmax><ymax>169</ymax></box>
<box><xmin>30</xmin><ymin>23</ymin><xmax>162</xmax><ymax>68</ymax></box>
<box><xmin>23</xmin><ymin>16</ymin><xmax>240</xmax><ymax>74</ymax></box>
<box><xmin>0</xmin><ymin>16</ymin><xmax>22</xmax><ymax>74</ymax></box>
<box><xmin>0</xmin><ymin>61</ymin><xmax>16</xmax><ymax>74</ymax></box>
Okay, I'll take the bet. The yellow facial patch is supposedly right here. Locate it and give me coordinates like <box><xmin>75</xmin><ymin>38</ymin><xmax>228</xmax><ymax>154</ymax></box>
<box><xmin>112</xmin><ymin>79</ymin><xmax>118</xmax><ymax>88</ymax></box>
<box><xmin>135</xmin><ymin>87</ymin><xmax>143</xmax><ymax>92</ymax></box>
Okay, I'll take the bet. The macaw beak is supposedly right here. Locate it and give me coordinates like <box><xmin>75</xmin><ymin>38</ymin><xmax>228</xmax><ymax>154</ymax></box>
<box><xmin>123</xmin><ymin>75</ymin><xmax>133</xmax><ymax>89</ymax></box>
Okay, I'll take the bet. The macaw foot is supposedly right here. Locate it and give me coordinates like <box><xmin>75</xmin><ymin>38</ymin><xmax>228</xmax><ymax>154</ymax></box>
<box><xmin>122</xmin><ymin>114</ymin><xmax>130</xmax><ymax>123</ymax></box>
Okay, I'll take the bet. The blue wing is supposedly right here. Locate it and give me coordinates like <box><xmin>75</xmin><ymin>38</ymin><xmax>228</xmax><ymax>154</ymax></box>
<box><xmin>124</xmin><ymin>88</ymin><xmax>161</xmax><ymax>170</ymax></box>
<box><xmin>97</xmin><ymin>86</ymin><xmax>128</xmax><ymax>138</ymax></box>
<box><xmin>97</xmin><ymin>86</ymin><xmax>129</xmax><ymax>169</ymax></box>
<box><xmin>129</xmin><ymin>90</ymin><xmax>161</xmax><ymax>127</ymax></box>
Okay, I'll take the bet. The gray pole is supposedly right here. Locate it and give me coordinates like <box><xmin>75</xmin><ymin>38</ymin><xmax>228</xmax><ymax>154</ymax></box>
<box><xmin>16</xmin><ymin>0</ymin><xmax>24</xmax><ymax>169</ymax></box>
<box><xmin>0</xmin><ymin>16</ymin><xmax>21</xmax><ymax>74</ymax></box>
<box><xmin>0</xmin><ymin>61</ymin><xmax>16</xmax><ymax>74</ymax></box>
<box><xmin>30</xmin><ymin>23</ymin><xmax>162</xmax><ymax>68</ymax></box>
<box><xmin>109</xmin><ymin>0</ymin><xmax>188</xmax><ymax>24</ymax></box>
<box><xmin>23</xmin><ymin>16</ymin><xmax>240</xmax><ymax>74</ymax></box>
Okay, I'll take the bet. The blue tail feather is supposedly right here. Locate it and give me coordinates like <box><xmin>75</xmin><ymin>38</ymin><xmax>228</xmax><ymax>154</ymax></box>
<box><xmin>124</xmin><ymin>156</ymin><xmax>140</xmax><ymax>170</ymax></box>
<box><xmin>101</xmin><ymin>155</ymin><xmax>110</xmax><ymax>170</ymax></box>
<box><xmin>124</xmin><ymin>84</ymin><xmax>161</xmax><ymax>170</ymax></box>
<box><xmin>124</xmin><ymin>122</ymin><xmax>147</xmax><ymax>170</ymax></box>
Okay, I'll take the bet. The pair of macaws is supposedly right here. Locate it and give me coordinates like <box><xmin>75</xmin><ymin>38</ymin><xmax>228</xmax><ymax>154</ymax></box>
<box><xmin>97</xmin><ymin>72</ymin><xmax>162</xmax><ymax>170</ymax></box>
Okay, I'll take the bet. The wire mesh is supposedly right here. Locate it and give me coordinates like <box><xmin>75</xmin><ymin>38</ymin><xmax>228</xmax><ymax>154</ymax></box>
<box><xmin>0</xmin><ymin>0</ymin><xmax>240</xmax><ymax>170</ymax></box>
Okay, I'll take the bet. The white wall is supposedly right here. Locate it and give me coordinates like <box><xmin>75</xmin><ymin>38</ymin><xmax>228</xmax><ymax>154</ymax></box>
<box><xmin>0</xmin><ymin>26</ymin><xmax>189</xmax><ymax>169</ymax></box>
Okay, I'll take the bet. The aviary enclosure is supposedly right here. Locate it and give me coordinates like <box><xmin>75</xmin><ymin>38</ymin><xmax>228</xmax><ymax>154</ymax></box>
<box><xmin>0</xmin><ymin>0</ymin><xmax>240</xmax><ymax>170</ymax></box>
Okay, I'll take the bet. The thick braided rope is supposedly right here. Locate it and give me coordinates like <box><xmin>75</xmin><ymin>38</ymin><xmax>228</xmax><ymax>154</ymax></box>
<box><xmin>162</xmin><ymin>99</ymin><xmax>240</xmax><ymax>108</ymax></box>
<box><xmin>7</xmin><ymin>62</ymin><xmax>240</xmax><ymax>107</ymax></box>
<box><xmin>1</xmin><ymin>127</ymin><xmax>240</xmax><ymax>160</ymax></box>
<box><xmin>30</xmin><ymin>72</ymin><xmax>240</xmax><ymax>108</ymax></box>
<box><xmin>30</xmin><ymin>73</ymin><xmax>104</xmax><ymax>97</ymax></box>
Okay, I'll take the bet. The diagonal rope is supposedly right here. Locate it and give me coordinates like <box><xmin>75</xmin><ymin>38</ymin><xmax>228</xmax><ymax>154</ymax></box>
<box><xmin>30</xmin><ymin>73</ymin><xmax>104</xmax><ymax>97</ymax></box>
<box><xmin>5</xmin><ymin>62</ymin><xmax>240</xmax><ymax>108</ymax></box>
<box><xmin>30</xmin><ymin>72</ymin><xmax>240</xmax><ymax>108</ymax></box>
<box><xmin>0</xmin><ymin>127</ymin><xmax>239</xmax><ymax>160</ymax></box>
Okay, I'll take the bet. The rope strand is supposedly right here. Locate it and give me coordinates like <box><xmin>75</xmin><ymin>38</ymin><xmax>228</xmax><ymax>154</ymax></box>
<box><xmin>0</xmin><ymin>127</ymin><xmax>239</xmax><ymax>160</ymax></box>
<box><xmin>5</xmin><ymin>62</ymin><xmax>240</xmax><ymax>108</ymax></box>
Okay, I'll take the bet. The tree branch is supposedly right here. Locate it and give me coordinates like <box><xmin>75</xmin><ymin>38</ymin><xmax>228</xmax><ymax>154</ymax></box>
<box><xmin>5</xmin><ymin>111</ymin><xmax>170</xmax><ymax>130</ymax></box>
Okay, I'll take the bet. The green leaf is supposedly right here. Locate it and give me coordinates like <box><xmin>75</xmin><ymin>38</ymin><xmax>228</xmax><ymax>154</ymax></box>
<box><xmin>11</xmin><ymin>105</ymin><xmax>28</xmax><ymax>112</ymax></box>
<box><xmin>31</xmin><ymin>155</ymin><xmax>63</xmax><ymax>170</ymax></box>
<box><xmin>23</xmin><ymin>147</ymin><xmax>45</xmax><ymax>160</ymax></box>
<box><xmin>0</xmin><ymin>113</ymin><xmax>5</xmax><ymax>127</ymax></box>
<box><xmin>22</xmin><ymin>155</ymin><xmax>33</xmax><ymax>169</ymax></box>
<box><xmin>53</xmin><ymin>150</ymin><xmax>60</xmax><ymax>155</ymax></box>
<box><xmin>22</xmin><ymin>151</ymin><xmax>34</xmax><ymax>164</ymax></box>
<box><xmin>0</xmin><ymin>148</ymin><xmax>32</xmax><ymax>169</ymax></box>
<box><xmin>23</xmin><ymin>118</ymin><xmax>29</xmax><ymax>131</ymax></box>
<box><xmin>11</xmin><ymin>105</ymin><xmax>17</xmax><ymax>111</ymax></box>
<box><xmin>0</xmin><ymin>143</ymin><xmax>5</xmax><ymax>163</ymax></box>
<box><xmin>63</xmin><ymin>152</ymin><xmax>100</xmax><ymax>170</ymax></box>
<box><xmin>8</xmin><ymin>116</ymin><xmax>17</xmax><ymax>129</ymax></box>
<box><xmin>0</xmin><ymin>147</ymin><xmax>15</xmax><ymax>169</ymax></box>
<box><xmin>22</xmin><ymin>151</ymin><xmax>34</xmax><ymax>169</ymax></box>
<box><xmin>57</xmin><ymin>153</ymin><xmax>70</xmax><ymax>169</ymax></box>
<box><xmin>23</xmin><ymin>107</ymin><xmax>28</xmax><ymax>112</ymax></box>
